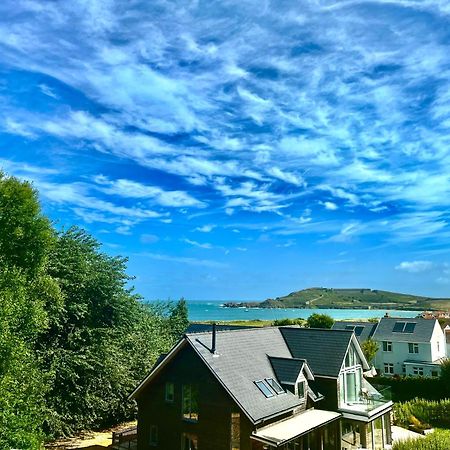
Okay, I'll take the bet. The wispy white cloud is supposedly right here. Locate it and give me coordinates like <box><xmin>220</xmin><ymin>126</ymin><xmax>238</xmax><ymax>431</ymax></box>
<box><xmin>395</xmin><ymin>261</ymin><xmax>433</xmax><ymax>273</ymax></box>
<box><xmin>138</xmin><ymin>252</ymin><xmax>227</xmax><ymax>268</ymax></box>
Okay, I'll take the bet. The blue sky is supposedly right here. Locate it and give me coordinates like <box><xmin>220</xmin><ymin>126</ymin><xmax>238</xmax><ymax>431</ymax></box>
<box><xmin>1</xmin><ymin>0</ymin><xmax>450</xmax><ymax>300</ymax></box>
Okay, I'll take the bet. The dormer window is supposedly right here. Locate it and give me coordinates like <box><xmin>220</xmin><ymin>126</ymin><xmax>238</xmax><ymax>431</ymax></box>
<box><xmin>297</xmin><ymin>381</ymin><xmax>305</xmax><ymax>399</ymax></box>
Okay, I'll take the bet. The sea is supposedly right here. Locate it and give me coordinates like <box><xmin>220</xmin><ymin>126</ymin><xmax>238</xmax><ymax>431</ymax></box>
<box><xmin>185</xmin><ymin>300</ymin><xmax>421</xmax><ymax>322</ymax></box>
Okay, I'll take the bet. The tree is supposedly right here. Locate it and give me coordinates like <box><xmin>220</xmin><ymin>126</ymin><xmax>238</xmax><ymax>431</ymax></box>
<box><xmin>306</xmin><ymin>313</ymin><xmax>334</xmax><ymax>329</ymax></box>
<box><xmin>41</xmin><ymin>227</ymin><xmax>176</xmax><ymax>437</ymax></box>
<box><xmin>0</xmin><ymin>174</ymin><xmax>56</xmax><ymax>449</ymax></box>
<box><xmin>168</xmin><ymin>298</ymin><xmax>190</xmax><ymax>340</ymax></box>
<box><xmin>361</xmin><ymin>338</ymin><xmax>379</xmax><ymax>365</ymax></box>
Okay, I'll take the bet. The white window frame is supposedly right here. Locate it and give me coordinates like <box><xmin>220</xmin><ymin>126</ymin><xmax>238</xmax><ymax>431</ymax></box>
<box><xmin>408</xmin><ymin>343</ymin><xmax>419</xmax><ymax>354</ymax></box>
<box><xmin>384</xmin><ymin>363</ymin><xmax>394</xmax><ymax>375</ymax></box>
<box><xmin>382</xmin><ymin>341</ymin><xmax>392</xmax><ymax>352</ymax></box>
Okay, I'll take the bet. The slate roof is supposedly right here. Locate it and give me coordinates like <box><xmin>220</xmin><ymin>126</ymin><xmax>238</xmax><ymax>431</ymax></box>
<box><xmin>372</xmin><ymin>317</ymin><xmax>437</xmax><ymax>343</ymax></box>
<box><xmin>280</xmin><ymin>328</ymin><xmax>354</xmax><ymax>377</ymax></box>
<box><xmin>331</xmin><ymin>321</ymin><xmax>377</xmax><ymax>342</ymax></box>
<box><xmin>186</xmin><ymin>323</ymin><xmax>254</xmax><ymax>334</ymax></box>
<box><xmin>269</xmin><ymin>356</ymin><xmax>307</xmax><ymax>385</ymax></box>
<box><xmin>186</xmin><ymin>327</ymin><xmax>304</xmax><ymax>424</ymax></box>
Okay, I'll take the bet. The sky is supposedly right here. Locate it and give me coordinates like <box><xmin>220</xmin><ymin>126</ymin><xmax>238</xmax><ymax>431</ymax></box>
<box><xmin>1</xmin><ymin>0</ymin><xmax>450</xmax><ymax>301</ymax></box>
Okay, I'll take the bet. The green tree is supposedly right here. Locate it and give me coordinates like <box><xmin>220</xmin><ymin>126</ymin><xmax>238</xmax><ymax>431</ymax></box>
<box><xmin>361</xmin><ymin>338</ymin><xmax>379</xmax><ymax>365</ymax></box>
<box><xmin>0</xmin><ymin>174</ymin><xmax>56</xmax><ymax>449</ymax></box>
<box><xmin>306</xmin><ymin>313</ymin><xmax>334</xmax><ymax>329</ymax></box>
<box><xmin>168</xmin><ymin>298</ymin><xmax>190</xmax><ymax>340</ymax></box>
<box><xmin>41</xmin><ymin>227</ymin><xmax>175</xmax><ymax>437</ymax></box>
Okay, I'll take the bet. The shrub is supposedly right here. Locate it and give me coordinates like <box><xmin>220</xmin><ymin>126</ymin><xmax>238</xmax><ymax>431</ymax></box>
<box><xmin>393</xmin><ymin>429</ymin><xmax>450</xmax><ymax>450</ymax></box>
<box><xmin>393</xmin><ymin>399</ymin><xmax>450</xmax><ymax>429</ymax></box>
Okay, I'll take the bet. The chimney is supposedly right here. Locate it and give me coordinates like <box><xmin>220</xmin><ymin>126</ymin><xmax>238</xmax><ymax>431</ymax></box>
<box><xmin>211</xmin><ymin>322</ymin><xmax>216</xmax><ymax>354</ymax></box>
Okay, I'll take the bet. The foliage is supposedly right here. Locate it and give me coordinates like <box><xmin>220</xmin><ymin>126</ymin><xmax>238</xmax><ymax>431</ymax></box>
<box><xmin>272</xmin><ymin>318</ymin><xmax>305</xmax><ymax>326</ymax></box>
<box><xmin>392</xmin><ymin>430</ymin><xmax>450</xmax><ymax>450</ymax></box>
<box><xmin>0</xmin><ymin>175</ymin><xmax>55</xmax><ymax>449</ymax></box>
<box><xmin>372</xmin><ymin>375</ymin><xmax>448</xmax><ymax>402</ymax></box>
<box><xmin>306</xmin><ymin>313</ymin><xmax>334</xmax><ymax>329</ymax></box>
<box><xmin>394</xmin><ymin>399</ymin><xmax>450</xmax><ymax>429</ymax></box>
<box><xmin>0</xmin><ymin>173</ymin><xmax>184</xmax><ymax>445</ymax></box>
<box><xmin>439</xmin><ymin>358</ymin><xmax>450</xmax><ymax>383</ymax></box>
<box><xmin>361</xmin><ymin>338</ymin><xmax>379</xmax><ymax>364</ymax></box>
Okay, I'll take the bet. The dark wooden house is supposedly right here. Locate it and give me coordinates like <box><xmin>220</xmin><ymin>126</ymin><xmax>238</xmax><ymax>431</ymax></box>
<box><xmin>129</xmin><ymin>326</ymin><xmax>392</xmax><ymax>450</ymax></box>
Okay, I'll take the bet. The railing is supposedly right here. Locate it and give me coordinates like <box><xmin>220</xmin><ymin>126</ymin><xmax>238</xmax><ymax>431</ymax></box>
<box><xmin>112</xmin><ymin>426</ymin><xmax>137</xmax><ymax>449</ymax></box>
<box><xmin>340</xmin><ymin>385</ymin><xmax>392</xmax><ymax>415</ymax></box>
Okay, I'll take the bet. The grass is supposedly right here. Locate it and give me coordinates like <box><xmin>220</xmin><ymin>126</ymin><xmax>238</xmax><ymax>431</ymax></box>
<box><xmin>393</xmin><ymin>429</ymin><xmax>450</xmax><ymax>450</ymax></box>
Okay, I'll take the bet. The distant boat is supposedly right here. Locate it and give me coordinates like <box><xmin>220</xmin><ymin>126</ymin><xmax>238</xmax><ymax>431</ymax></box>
<box><xmin>245</xmin><ymin>309</ymin><xmax>249</xmax><ymax>312</ymax></box>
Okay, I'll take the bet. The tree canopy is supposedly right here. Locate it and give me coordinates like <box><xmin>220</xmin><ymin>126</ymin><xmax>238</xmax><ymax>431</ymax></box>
<box><xmin>0</xmin><ymin>173</ymin><xmax>188</xmax><ymax>447</ymax></box>
<box><xmin>306</xmin><ymin>313</ymin><xmax>334</xmax><ymax>329</ymax></box>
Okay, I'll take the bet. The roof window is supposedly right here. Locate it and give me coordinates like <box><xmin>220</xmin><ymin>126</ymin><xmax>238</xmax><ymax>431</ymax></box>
<box><xmin>345</xmin><ymin>325</ymin><xmax>364</xmax><ymax>336</ymax></box>
<box><xmin>265</xmin><ymin>378</ymin><xmax>284</xmax><ymax>394</ymax></box>
<box><xmin>393</xmin><ymin>322</ymin><xmax>416</xmax><ymax>333</ymax></box>
<box><xmin>254</xmin><ymin>380</ymin><xmax>274</xmax><ymax>398</ymax></box>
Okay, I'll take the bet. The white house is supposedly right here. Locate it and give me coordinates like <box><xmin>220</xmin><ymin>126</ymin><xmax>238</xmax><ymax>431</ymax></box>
<box><xmin>333</xmin><ymin>317</ymin><xmax>446</xmax><ymax>377</ymax></box>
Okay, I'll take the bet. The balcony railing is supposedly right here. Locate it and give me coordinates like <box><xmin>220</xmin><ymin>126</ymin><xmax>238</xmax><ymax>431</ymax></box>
<box><xmin>339</xmin><ymin>384</ymin><xmax>392</xmax><ymax>416</ymax></box>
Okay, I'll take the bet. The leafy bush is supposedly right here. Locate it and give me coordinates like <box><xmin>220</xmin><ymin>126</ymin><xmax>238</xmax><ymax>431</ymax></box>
<box><xmin>394</xmin><ymin>399</ymin><xmax>450</xmax><ymax>429</ymax></box>
<box><xmin>306</xmin><ymin>313</ymin><xmax>334</xmax><ymax>329</ymax></box>
<box><xmin>393</xmin><ymin>430</ymin><xmax>450</xmax><ymax>450</ymax></box>
<box><xmin>272</xmin><ymin>318</ymin><xmax>305</xmax><ymax>326</ymax></box>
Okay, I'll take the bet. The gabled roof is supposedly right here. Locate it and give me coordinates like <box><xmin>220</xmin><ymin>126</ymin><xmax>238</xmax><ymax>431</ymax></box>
<box><xmin>332</xmin><ymin>321</ymin><xmax>377</xmax><ymax>342</ymax></box>
<box><xmin>280</xmin><ymin>327</ymin><xmax>359</xmax><ymax>377</ymax></box>
<box><xmin>130</xmin><ymin>326</ymin><xmax>369</xmax><ymax>424</ymax></box>
<box><xmin>186</xmin><ymin>327</ymin><xmax>304</xmax><ymax>424</ymax></box>
<box><xmin>186</xmin><ymin>323</ymin><xmax>255</xmax><ymax>333</ymax></box>
<box><xmin>372</xmin><ymin>317</ymin><xmax>438</xmax><ymax>343</ymax></box>
<box><xmin>269</xmin><ymin>357</ymin><xmax>312</xmax><ymax>385</ymax></box>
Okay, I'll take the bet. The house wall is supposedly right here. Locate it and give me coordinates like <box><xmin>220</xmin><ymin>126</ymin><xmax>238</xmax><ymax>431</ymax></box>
<box><xmin>373</xmin><ymin>321</ymin><xmax>446</xmax><ymax>377</ymax></box>
<box><xmin>430</xmin><ymin>322</ymin><xmax>446</xmax><ymax>361</ymax></box>
<box><xmin>136</xmin><ymin>344</ymin><xmax>255</xmax><ymax>450</ymax></box>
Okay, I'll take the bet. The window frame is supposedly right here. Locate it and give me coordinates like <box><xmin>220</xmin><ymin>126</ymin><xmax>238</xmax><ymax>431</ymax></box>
<box><xmin>382</xmin><ymin>341</ymin><xmax>392</xmax><ymax>352</ymax></box>
<box><xmin>383</xmin><ymin>363</ymin><xmax>394</xmax><ymax>375</ymax></box>
<box><xmin>408</xmin><ymin>343</ymin><xmax>419</xmax><ymax>354</ymax></box>
<box><xmin>182</xmin><ymin>384</ymin><xmax>199</xmax><ymax>422</ymax></box>
<box><xmin>165</xmin><ymin>381</ymin><xmax>175</xmax><ymax>403</ymax></box>
<box><xmin>265</xmin><ymin>377</ymin><xmax>284</xmax><ymax>395</ymax></box>
<box><xmin>255</xmin><ymin>380</ymin><xmax>275</xmax><ymax>398</ymax></box>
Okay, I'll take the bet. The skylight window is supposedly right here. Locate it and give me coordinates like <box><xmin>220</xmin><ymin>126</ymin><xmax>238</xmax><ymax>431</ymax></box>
<box><xmin>254</xmin><ymin>380</ymin><xmax>274</xmax><ymax>398</ymax></box>
<box><xmin>393</xmin><ymin>322</ymin><xmax>416</xmax><ymax>333</ymax></box>
<box><xmin>393</xmin><ymin>322</ymin><xmax>406</xmax><ymax>332</ymax></box>
<box><xmin>345</xmin><ymin>325</ymin><xmax>364</xmax><ymax>336</ymax></box>
<box><xmin>404</xmin><ymin>323</ymin><xmax>416</xmax><ymax>333</ymax></box>
<box><xmin>265</xmin><ymin>378</ymin><xmax>284</xmax><ymax>394</ymax></box>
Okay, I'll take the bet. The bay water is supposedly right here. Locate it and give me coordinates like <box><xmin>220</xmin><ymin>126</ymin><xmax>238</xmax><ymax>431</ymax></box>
<box><xmin>185</xmin><ymin>300</ymin><xmax>420</xmax><ymax>322</ymax></box>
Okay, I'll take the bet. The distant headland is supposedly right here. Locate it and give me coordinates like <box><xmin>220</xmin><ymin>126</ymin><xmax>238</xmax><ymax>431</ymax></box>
<box><xmin>222</xmin><ymin>287</ymin><xmax>450</xmax><ymax>311</ymax></box>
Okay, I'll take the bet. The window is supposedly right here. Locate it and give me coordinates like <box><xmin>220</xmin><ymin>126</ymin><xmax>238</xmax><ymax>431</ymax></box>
<box><xmin>165</xmin><ymin>382</ymin><xmax>174</xmax><ymax>402</ymax></box>
<box><xmin>393</xmin><ymin>322</ymin><xmax>416</xmax><ymax>333</ymax></box>
<box><xmin>230</xmin><ymin>412</ymin><xmax>240</xmax><ymax>450</ymax></box>
<box><xmin>255</xmin><ymin>380</ymin><xmax>274</xmax><ymax>398</ymax></box>
<box><xmin>384</xmin><ymin>363</ymin><xmax>394</xmax><ymax>375</ymax></box>
<box><xmin>297</xmin><ymin>381</ymin><xmax>305</xmax><ymax>399</ymax></box>
<box><xmin>382</xmin><ymin>341</ymin><xmax>392</xmax><ymax>352</ymax></box>
<box><xmin>182</xmin><ymin>433</ymin><xmax>198</xmax><ymax>450</ymax></box>
<box><xmin>265</xmin><ymin>378</ymin><xmax>284</xmax><ymax>394</ymax></box>
<box><xmin>149</xmin><ymin>425</ymin><xmax>158</xmax><ymax>446</ymax></box>
<box><xmin>408</xmin><ymin>343</ymin><xmax>419</xmax><ymax>354</ymax></box>
<box><xmin>182</xmin><ymin>385</ymin><xmax>199</xmax><ymax>421</ymax></box>
<box><xmin>431</xmin><ymin>370</ymin><xmax>439</xmax><ymax>377</ymax></box>
<box><xmin>413</xmin><ymin>367</ymin><xmax>424</xmax><ymax>376</ymax></box>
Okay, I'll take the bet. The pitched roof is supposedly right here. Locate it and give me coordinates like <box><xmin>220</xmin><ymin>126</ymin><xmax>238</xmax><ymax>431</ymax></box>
<box><xmin>186</xmin><ymin>323</ymin><xmax>254</xmax><ymax>334</ymax></box>
<box><xmin>186</xmin><ymin>327</ymin><xmax>304</xmax><ymax>424</ymax></box>
<box><xmin>269</xmin><ymin>357</ymin><xmax>308</xmax><ymax>385</ymax></box>
<box><xmin>279</xmin><ymin>327</ymin><xmax>355</xmax><ymax>377</ymax></box>
<box><xmin>372</xmin><ymin>317</ymin><xmax>437</xmax><ymax>343</ymax></box>
<box><xmin>331</xmin><ymin>321</ymin><xmax>377</xmax><ymax>342</ymax></box>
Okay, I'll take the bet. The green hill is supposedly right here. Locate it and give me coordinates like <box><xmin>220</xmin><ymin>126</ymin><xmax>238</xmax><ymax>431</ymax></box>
<box><xmin>257</xmin><ymin>287</ymin><xmax>450</xmax><ymax>311</ymax></box>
